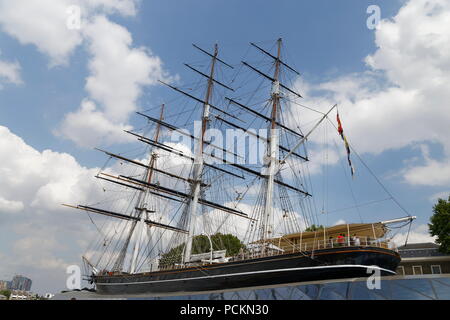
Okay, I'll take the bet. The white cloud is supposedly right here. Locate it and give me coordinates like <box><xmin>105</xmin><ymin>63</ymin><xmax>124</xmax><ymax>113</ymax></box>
<box><xmin>333</xmin><ymin>219</ymin><xmax>346</xmax><ymax>226</ymax></box>
<box><xmin>58</xmin><ymin>14</ymin><xmax>172</xmax><ymax>147</ymax></box>
<box><xmin>429</xmin><ymin>191</ymin><xmax>450</xmax><ymax>203</ymax></box>
<box><xmin>0</xmin><ymin>125</ymin><xmax>107</xmax><ymax>292</ymax></box>
<box><xmin>0</xmin><ymin>0</ymin><xmax>83</xmax><ymax>66</ymax></box>
<box><xmin>0</xmin><ymin>56</ymin><xmax>22</xmax><ymax>87</ymax></box>
<box><xmin>83</xmin><ymin>16</ymin><xmax>168</xmax><ymax>122</ymax></box>
<box><xmin>288</xmin><ymin>0</ymin><xmax>450</xmax><ymax>188</ymax></box>
<box><xmin>0</xmin><ymin>1</ymin><xmax>160</xmax><ymax>148</ymax></box>
<box><xmin>0</xmin><ymin>126</ymin><xmax>102</xmax><ymax>211</ymax></box>
<box><xmin>403</xmin><ymin>158</ymin><xmax>450</xmax><ymax>187</ymax></box>
<box><xmin>0</xmin><ymin>197</ymin><xmax>24</xmax><ymax>213</ymax></box>
<box><xmin>81</xmin><ymin>0</ymin><xmax>138</xmax><ymax>17</ymax></box>
<box><xmin>391</xmin><ymin>224</ymin><xmax>436</xmax><ymax>246</ymax></box>
<box><xmin>0</xmin><ymin>0</ymin><xmax>139</xmax><ymax>66</ymax></box>
<box><xmin>56</xmin><ymin>99</ymin><xmax>134</xmax><ymax>148</ymax></box>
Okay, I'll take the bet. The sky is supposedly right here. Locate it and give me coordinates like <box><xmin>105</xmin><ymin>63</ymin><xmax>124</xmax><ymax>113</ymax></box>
<box><xmin>0</xmin><ymin>0</ymin><xmax>449</xmax><ymax>294</ymax></box>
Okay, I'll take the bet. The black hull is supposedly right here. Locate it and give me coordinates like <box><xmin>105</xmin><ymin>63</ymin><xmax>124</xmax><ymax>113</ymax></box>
<box><xmin>94</xmin><ymin>246</ymin><xmax>400</xmax><ymax>295</ymax></box>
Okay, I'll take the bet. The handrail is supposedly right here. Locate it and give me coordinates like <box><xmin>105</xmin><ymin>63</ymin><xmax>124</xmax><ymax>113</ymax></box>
<box><xmin>137</xmin><ymin>237</ymin><xmax>398</xmax><ymax>273</ymax></box>
<box><xmin>231</xmin><ymin>236</ymin><xmax>397</xmax><ymax>263</ymax></box>
<box><xmin>288</xmin><ymin>236</ymin><xmax>397</xmax><ymax>252</ymax></box>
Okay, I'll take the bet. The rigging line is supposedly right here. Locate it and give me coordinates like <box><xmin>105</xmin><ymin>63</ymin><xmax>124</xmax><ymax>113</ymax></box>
<box><xmin>404</xmin><ymin>220</ymin><xmax>413</xmax><ymax>247</ymax></box>
<box><xmin>284</xmin><ymin>42</ymin><xmax>303</xmax><ymax>79</ymax></box>
<box><xmin>87</xmin><ymin>187</ymin><xmax>138</xmax><ymax>249</ymax></box>
<box><xmin>387</xmin><ymin>221</ymin><xmax>415</xmax><ymax>229</ymax></box>
<box><xmin>303</xmin><ymin>151</ymin><xmax>320</xmax><ymax>227</ymax></box>
<box><xmin>281</xmin><ymin>144</ymin><xmax>316</xmax><ymax>226</ymax></box>
<box><xmin>331</xmin><ymin>137</ymin><xmax>364</xmax><ymax>223</ymax></box>
<box><xmin>135</xmin><ymin>199</ymin><xmax>187</xmax><ymax>271</ymax></box>
<box><xmin>326</xmin><ymin>117</ymin><xmax>412</xmax><ymax>218</ymax></box>
<box><xmin>230</xmin><ymin>45</ymin><xmax>251</xmax><ymax>85</ymax></box>
<box><xmin>99</xmin><ymin>187</ymin><xmax>141</xmax><ymax>267</ymax></box>
<box><xmin>326</xmin><ymin>198</ymin><xmax>393</xmax><ymax>215</ymax></box>
<box><xmin>214</xmin><ymin>175</ymin><xmax>261</xmax><ymax>234</ymax></box>
<box><xmin>101</xmin><ymin>218</ymin><xmax>130</xmax><ymax>270</ymax></box>
<box><xmin>84</xmin><ymin>212</ymin><xmax>113</xmax><ymax>265</ymax></box>
<box><xmin>282</xmin><ymin>100</ymin><xmax>304</xmax><ymax>137</ymax></box>
<box><xmin>285</xmin><ymin>98</ymin><xmax>327</xmax><ymax>115</ymax></box>
<box><xmin>86</xmin><ymin>211</ymin><xmax>108</xmax><ymax>242</ymax></box>
<box><xmin>290</xmin><ymin>164</ymin><xmax>316</xmax><ymax>227</ymax></box>
<box><xmin>321</xmin><ymin>123</ymin><xmax>328</xmax><ymax>216</ymax></box>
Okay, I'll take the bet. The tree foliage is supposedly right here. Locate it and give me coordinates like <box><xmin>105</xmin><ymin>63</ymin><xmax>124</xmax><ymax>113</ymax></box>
<box><xmin>0</xmin><ymin>290</ymin><xmax>11</xmax><ymax>300</ymax></box>
<box><xmin>159</xmin><ymin>233</ymin><xmax>245</xmax><ymax>268</ymax></box>
<box><xmin>429</xmin><ymin>195</ymin><xmax>450</xmax><ymax>254</ymax></box>
<box><xmin>305</xmin><ymin>224</ymin><xmax>324</xmax><ymax>232</ymax></box>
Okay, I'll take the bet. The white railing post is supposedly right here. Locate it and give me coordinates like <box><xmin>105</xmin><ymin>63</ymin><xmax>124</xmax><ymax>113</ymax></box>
<box><xmin>347</xmin><ymin>224</ymin><xmax>350</xmax><ymax>247</ymax></box>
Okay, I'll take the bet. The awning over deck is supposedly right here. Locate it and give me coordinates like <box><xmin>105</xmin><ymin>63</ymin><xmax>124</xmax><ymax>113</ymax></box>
<box><xmin>267</xmin><ymin>223</ymin><xmax>388</xmax><ymax>249</ymax></box>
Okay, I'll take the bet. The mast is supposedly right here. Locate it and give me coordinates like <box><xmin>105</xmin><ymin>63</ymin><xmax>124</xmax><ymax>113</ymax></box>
<box><xmin>262</xmin><ymin>38</ymin><xmax>282</xmax><ymax>249</ymax></box>
<box><xmin>183</xmin><ymin>44</ymin><xmax>219</xmax><ymax>264</ymax></box>
<box><xmin>130</xmin><ymin>104</ymin><xmax>165</xmax><ymax>274</ymax></box>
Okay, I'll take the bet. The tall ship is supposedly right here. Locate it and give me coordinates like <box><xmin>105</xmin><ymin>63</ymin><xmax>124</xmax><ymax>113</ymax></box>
<box><xmin>64</xmin><ymin>39</ymin><xmax>415</xmax><ymax>295</ymax></box>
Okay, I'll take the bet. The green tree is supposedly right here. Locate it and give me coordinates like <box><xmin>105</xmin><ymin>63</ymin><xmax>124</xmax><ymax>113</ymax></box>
<box><xmin>0</xmin><ymin>290</ymin><xmax>11</xmax><ymax>300</ymax></box>
<box><xmin>160</xmin><ymin>233</ymin><xmax>245</xmax><ymax>268</ymax></box>
<box><xmin>305</xmin><ymin>224</ymin><xmax>324</xmax><ymax>232</ymax></box>
<box><xmin>429</xmin><ymin>196</ymin><xmax>450</xmax><ymax>254</ymax></box>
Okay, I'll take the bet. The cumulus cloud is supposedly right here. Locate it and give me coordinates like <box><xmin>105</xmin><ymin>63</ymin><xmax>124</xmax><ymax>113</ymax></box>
<box><xmin>429</xmin><ymin>190</ymin><xmax>450</xmax><ymax>203</ymax></box>
<box><xmin>333</xmin><ymin>219</ymin><xmax>346</xmax><ymax>226</ymax></box>
<box><xmin>59</xmin><ymin>14</ymin><xmax>172</xmax><ymax>148</ymax></box>
<box><xmin>0</xmin><ymin>0</ymin><xmax>169</xmax><ymax>147</ymax></box>
<box><xmin>403</xmin><ymin>158</ymin><xmax>450</xmax><ymax>187</ymax></box>
<box><xmin>0</xmin><ymin>197</ymin><xmax>24</xmax><ymax>213</ymax></box>
<box><xmin>82</xmin><ymin>16</ymin><xmax>167</xmax><ymax>122</ymax></box>
<box><xmin>288</xmin><ymin>0</ymin><xmax>450</xmax><ymax>188</ymax></box>
<box><xmin>391</xmin><ymin>224</ymin><xmax>436</xmax><ymax>246</ymax></box>
<box><xmin>0</xmin><ymin>55</ymin><xmax>22</xmax><ymax>88</ymax></box>
<box><xmin>81</xmin><ymin>0</ymin><xmax>138</xmax><ymax>17</ymax></box>
<box><xmin>0</xmin><ymin>125</ymin><xmax>106</xmax><ymax>291</ymax></box>
<box><xmin>0</xmin><ymin>0</ymin><xmax>138</xmax><ymax>66</ymax></box>
<box><xmin>0</xmin><ymin>126</ymin><xmax>101</xmax><ymax>211</ymax></box>
<box><xmin>56</xmin><ymin>99</ymin><xmax>134</xmax><ymax>148</ymax></box>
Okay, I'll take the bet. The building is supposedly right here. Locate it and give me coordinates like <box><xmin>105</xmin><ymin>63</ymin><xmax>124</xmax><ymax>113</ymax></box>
<box><xmin>397</xmin><ymin>242</ymin><xmax>450</xmax><ymax>275</ymax></box>
<box><xmin>10</xmin><ymin>275</ymin><xmax>32</xmax><ymax>291</ymax></box>
<box><xmin>0</xmin><ymin>280</ymin><xmax>11</xmax><ymax>291</ymax></box>
<box><xmin>9</xmin><ymin>290</ymin><xmax>33</xmax><ymax>300</ymax></box>
<box><xmin>0</xmin><ymin>294</ymin><xmax>7</xmax><ymax>300</ymax></box>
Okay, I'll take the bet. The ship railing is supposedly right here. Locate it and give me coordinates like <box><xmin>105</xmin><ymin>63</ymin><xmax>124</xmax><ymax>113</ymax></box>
<box><xmin>232</xmin><ymin>237</ymin><xmax>398</xmax><ymax>261</ymax></box>
<box><xmin>287</xmin><ymin>236</ymin><xmax>397</xmax><ymax>253</ymax></box>
<box><xmin>158</xmin><ymin>237</ymin><xmax>398</xmax><ymax>268</ymax></box>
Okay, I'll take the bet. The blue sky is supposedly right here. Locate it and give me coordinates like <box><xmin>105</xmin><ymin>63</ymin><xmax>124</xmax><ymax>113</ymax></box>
<box><xmin>0</xmin><ymin>0</ymin><xmax>404</xmax><ymax>158</ymax></box>
<box><xmin>1</xmin><ymin>0</ymin><xmax>449</xmax><ymax>294</ymax></box>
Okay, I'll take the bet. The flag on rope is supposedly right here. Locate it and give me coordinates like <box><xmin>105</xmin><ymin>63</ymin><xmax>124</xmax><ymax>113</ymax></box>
<box><xmin>337</xmin><ymin>112</ymin><xmax>355</xmax><ymax>177</ymax></box>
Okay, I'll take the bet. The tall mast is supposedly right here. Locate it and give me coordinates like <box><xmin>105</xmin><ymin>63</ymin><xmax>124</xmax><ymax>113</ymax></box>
<box><xmin>183</xmin><ymin>44</ymin><xmax>219</xmax><ymax>264</ymax></box>
<box><xmin>147</xmin><ymin>104</ymin><xmax>165</xmax><ymax>185</ymax></box>
<box><xmin>262</xmin><ymin>38</ymin><xmax>282</xmax><ymax>248</ymax></box>
<box><xmin>130</xmin><ymin>104</ymin><xmax>165</xmax><ymax>274</ymax></box>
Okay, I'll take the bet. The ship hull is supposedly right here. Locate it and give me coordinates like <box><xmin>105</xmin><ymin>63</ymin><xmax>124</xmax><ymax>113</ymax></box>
<box><xmin>94</xmin><ymin>246</ymin><xmax>400</xmax><ymax>295</ymax></box>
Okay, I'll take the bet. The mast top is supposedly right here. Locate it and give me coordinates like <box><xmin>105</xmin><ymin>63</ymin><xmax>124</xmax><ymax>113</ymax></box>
<box><xmin>192</xmin><ymin>44</ymin><xmax>233</xmax><ymax>69</ymax></box>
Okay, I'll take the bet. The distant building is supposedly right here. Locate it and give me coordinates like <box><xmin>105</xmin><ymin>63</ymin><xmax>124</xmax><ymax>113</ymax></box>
<box><xmin>0</xmin><ymin>294</ymin><xmax>7</xmax><ymax>300</ymax></box>
<box><xmin>397</xmin><ymin>242</ymin><xmax>450</xmax><ymax>275</ymax></box>
<box><xmin>9</xmin><ymin>290</ymin><xmax>33</xmax><ymax>300</ymax></box>
<box><xmin>0</xmin><ymin>280</ymin><xmax>11</xmax><ymax>291</ymax></box>
<box><xmin>11</xmin><ymin>275</ymin><xmax>32</xmax><ymax>291</ymax></box>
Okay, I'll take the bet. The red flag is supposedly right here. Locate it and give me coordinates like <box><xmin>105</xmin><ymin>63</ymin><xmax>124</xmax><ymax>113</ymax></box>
<box><xmin>336</xmin><ymin>112</ymin><xmax>355</xmax><ymax>177</ymax></box>
<box><xmin>337</xmin><ymin>113</ymin><xmax>344</xmax><ymax>137</ymax></box>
